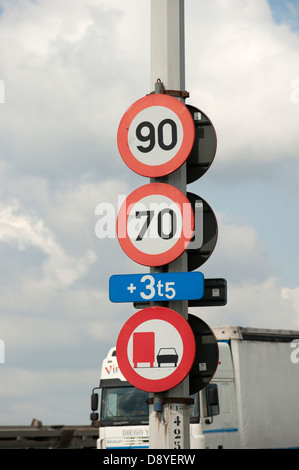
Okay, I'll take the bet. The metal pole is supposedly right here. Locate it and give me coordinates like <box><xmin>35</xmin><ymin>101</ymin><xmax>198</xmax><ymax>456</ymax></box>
<box><xmin>149</xmin><ymin>0</ymin><xmax>190</xmax><ymax>449</ymax></box>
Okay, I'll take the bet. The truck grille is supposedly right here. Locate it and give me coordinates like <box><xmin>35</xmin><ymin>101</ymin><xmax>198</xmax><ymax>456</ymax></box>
<box><xmin>122</xmin><ymin>435</ymin><xmax>149</xmax><ymax>448</ymax></box>
<box><xmin>105</xmin><ymin>434</ymin><xmax>149</xmax><ymax>449</ymax></box>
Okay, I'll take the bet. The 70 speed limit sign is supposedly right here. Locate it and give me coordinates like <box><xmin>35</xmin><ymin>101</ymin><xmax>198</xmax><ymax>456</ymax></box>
<box><xmin>117</xmin><ymin>183</ymin><xmax>194</xmax><ymax>266</ymax></box>
<box><xmin>117</xmin><ymin>94</ymin><xmax>195</xmax><ymax>177</ymax></box>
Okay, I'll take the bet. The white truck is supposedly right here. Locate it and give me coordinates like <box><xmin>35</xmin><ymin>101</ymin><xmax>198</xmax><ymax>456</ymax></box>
<box><xmin>90</xmin><ymin>325</ymin><xmax>299</xmax><ymax>449</ymax></box>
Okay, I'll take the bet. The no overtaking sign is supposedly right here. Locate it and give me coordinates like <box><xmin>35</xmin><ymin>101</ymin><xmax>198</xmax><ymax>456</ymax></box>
<box><xmin>116</xmin><ymin>306</ymin><xmax>196</xmax><ymax>393</ymax></box>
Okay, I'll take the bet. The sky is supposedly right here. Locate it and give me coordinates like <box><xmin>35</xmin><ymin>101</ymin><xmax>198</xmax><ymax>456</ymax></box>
<box><xmin>0</xmin><ymin>0</ymin><xmax>298</xmax><ymax>426</ymax></box>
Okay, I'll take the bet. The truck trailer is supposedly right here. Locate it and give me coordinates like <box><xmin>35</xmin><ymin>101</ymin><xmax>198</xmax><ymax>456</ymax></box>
<box><xmin>90</xmin><ymin>325</ymin><xmax>299</xmax><ymax>449</ymax></box>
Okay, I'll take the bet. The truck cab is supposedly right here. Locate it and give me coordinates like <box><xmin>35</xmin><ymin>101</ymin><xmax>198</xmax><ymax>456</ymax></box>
<box><xmin>199</xmin><ymin>342</ymin><xmax>239</xmax><ymax>449</ymax></box>
<box><xmin>91</xmin><ymin>348</ymin><xmax>150</xmax><ymax>449</ymax></box>
<box><xmin>91</xmin><ymin>342</ymin><xmax>239</xmax><ymax>449</ymax></box>
<box><xmin>92</xmin><ymin>326</ymin><xmax>299</xmax><ymax>449</ymax></box>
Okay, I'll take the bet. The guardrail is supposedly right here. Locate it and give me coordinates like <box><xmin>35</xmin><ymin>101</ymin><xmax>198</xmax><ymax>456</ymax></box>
<box><xmin>0</xmin><ymin>422</ymin><xmax>98</xmax><ymax>449</ymax></box>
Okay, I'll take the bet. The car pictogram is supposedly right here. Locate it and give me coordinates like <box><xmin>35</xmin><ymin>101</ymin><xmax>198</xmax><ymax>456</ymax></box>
<box><xmin>157</xmin><ymin>348</ymin><xmax>178</xmax><ymax>367</ymax></box>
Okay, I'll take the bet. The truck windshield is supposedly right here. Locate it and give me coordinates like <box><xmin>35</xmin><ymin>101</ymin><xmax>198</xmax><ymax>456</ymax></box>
<box><xmin>100</xmin><ymin>387</ymin><xmax>200</xmax><ymax>426</ymax></box>
<box><xmin>100</xmin><ymin>386</ymin><xmax>149</xmax><ymax>426</ymax></box>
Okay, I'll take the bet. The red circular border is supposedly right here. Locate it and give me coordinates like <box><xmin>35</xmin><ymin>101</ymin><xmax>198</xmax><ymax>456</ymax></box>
<box><xmin>116</xmin><ymin>307</ymin><xmax>196</xmax><ymax>393</ymax></box>
<box><xmin>116</xmin><ymin>183</ymin><xmax>194</xmax><ymax>267</ymax></box>
<box><xmin>117</xmin><ymin>94</ymin><xmax>195</xmax><ymax>178</ymax></box>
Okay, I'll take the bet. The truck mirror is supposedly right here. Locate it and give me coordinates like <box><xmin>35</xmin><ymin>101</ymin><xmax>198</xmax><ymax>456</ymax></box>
<box><xmin>207</xmin><ymin>385</ymin><xmax>219</xmax><ymax>409</ymax></box>
<box><xmin>90</xmin><ymin>411</ymin><xmax>99</xmax><ymax>421</ymax></box>
<box><xmin>91</xmin><ymin>392</ymin><xmax>99</xmax><ymax>411</ymax></box>
<box><xmin>203</xmin><ymin>383</ymin><xmax>219</xmax><ymax>420</ymax></box>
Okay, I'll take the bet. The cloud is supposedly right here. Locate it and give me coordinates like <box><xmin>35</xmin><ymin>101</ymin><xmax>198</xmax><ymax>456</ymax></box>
<box><xmin>0</xmin><ymin>200</ymin><xmax>96</xmax><ymax>288</ymax></box>
<box><xmin>185</xmin><ymin>0</ymin><xmax>299</xmax><ymax>180</ymax></box>
<box><xmin>0</xmin><ymin>0</ymin><xmax>149</xmax><ymax>181</ymax></box>
<box><xmin>192</xmin><ymin>277</ymin><xmax>299</xmax><ymax>332</ymax></box>
<box><xmin>0</xmin><ymin>0</ymin><xmax>298</xmax><ymax>426</ymax></box>
<box><xmin>1</xmin><ymin>0</ymin><xmax>297</xmax><ymax>184</ymax></box>
<box><xmin>195</xmin><ymin>211</ymin><xmax>299</xmax><ymax>331</ymax></box>
<box><xmin>200</xmin><ymin>211</ymin><xmax>274</xmax><ymax>283</ymax></box>
<box><xmin>281</xmin><ymin>287</ymin><xmax>299</xmax><ymax>328</ymax></box>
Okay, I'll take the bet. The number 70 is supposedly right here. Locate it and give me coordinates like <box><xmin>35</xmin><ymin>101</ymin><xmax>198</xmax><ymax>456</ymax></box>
<box><xmin>135</xmin><ymin>209</ymin><xmax>177</xmax><ymax>241</ymax></box>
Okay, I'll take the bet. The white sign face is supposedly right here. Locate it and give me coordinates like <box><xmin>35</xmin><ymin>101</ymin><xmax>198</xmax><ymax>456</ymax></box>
<box><xmin>117</xmin><ymin>94</ymin><xmax>195</xmax><ymax>177</ymax></box>
<box><xmin>116</xmin><ymin>183</ymin><xmax>194</xmax><ymax>266</ymax></box>
<box><xmin>116</xmin><ymin>307</ymin><xmax>196</xmax><ymax>393</ymax></box>
<box><xmin>127</xmin><ymin>319</ymin><xmax>183</xmax><ymax>380</ymax></box>
<box><xmin>126</xmin><ymin>194</ymin><xmax>183</xmax><ymax>255</ymax></box>
<box><xmin>127</xmin><ymin>106</ymin><xmax>184</xmax><ymax>166</ymax></box>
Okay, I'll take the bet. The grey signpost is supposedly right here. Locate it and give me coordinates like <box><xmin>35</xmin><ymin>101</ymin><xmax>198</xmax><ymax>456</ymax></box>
<box><xmin>114</xmin><ymin>0</ymin><xmax>225</xmax><ymax>450</ymax></box>
<box><xmin>149</xmin><ymin>0</ymin><xmax>190</xmax><ymax>449</ymax></box>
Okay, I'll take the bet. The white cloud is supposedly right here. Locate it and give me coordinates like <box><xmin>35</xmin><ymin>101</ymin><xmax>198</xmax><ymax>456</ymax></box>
<box><xmin>0</xmin><ymin>0</ymin><xmax>298</xmax><ymax>427</ymax></box>
<box><xmin>1</xmin><ymin>0</ymin><xmax>297</xmax><ymax>183</ymax></box>
<box><xmin>201</xmin><ymin>212</ymin><xmax>273</xmax><ymax>283</ymax></box>
<box><xmin>196</xmin><ymin>212</ymin><xmax>299</xmax><ymax>330</ymax></box>
<box><xmin>0</xmin><ymin>200</ymin><xmax>96</xmax><ymax>287</ymax></box>
<box><xmin>281</xmin><ymin>286</ymin><xmax>299</xmax><ymax>328</ymax></box>
<box><xmin>185</xmin><ymin>0</ymin><xmax>299</xmax><ymax>177</ymax></box>
<box><xmin>193</xmin><ymin>277</ymin><xmax>299</xmax><ymax>332</ymax></box>
<box><xmin>0</xmin><ymin>0</ymin><xmax>149</xmax><ymax>180</ymax></box>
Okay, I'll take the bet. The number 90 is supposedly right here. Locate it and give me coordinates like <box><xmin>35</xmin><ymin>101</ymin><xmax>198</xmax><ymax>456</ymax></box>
<box><xmin>136</xmin><ymin>119</ymin><xmax>178</xmax><ymax>153</ymax></box>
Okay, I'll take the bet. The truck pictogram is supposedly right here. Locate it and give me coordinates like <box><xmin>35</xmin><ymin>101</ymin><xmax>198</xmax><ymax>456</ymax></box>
<box><xmin>133</xmin><ymin>332</ymin><xmax>155</xmax><ymax>368</ymax></box>
<box><xmin>133</xmin><ymin>332</ymin><xmax>179</xmax><ymax>369</ymax></box>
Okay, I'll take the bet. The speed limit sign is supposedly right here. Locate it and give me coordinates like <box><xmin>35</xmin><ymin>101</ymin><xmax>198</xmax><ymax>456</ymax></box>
<box><xmin>117</xmin><ymin>94</ymin><xmax>195</xmax><ymax>177</ymax></box>
<box><xmin>116</xmin><ymin>183</ymin><xmax>194</xmax><ymax>266</ymax></box>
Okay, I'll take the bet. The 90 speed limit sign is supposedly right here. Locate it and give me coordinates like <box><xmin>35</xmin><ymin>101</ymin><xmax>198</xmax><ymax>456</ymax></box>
<box><xmin>117</xmin><ymin>94</ymin><xmax>195</xmax><ymax>177</ymax></box>
<box><xmin>116</xmin><ymin>183</ymin><xmax>194</xmax><ymax>266</ymax></box>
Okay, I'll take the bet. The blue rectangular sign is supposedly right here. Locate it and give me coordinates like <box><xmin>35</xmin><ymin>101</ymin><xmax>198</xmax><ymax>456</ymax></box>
<box><xmin>109</xmin><ymin>272</ymin><xmax>204</xmax><ymax>303</ymax></box>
